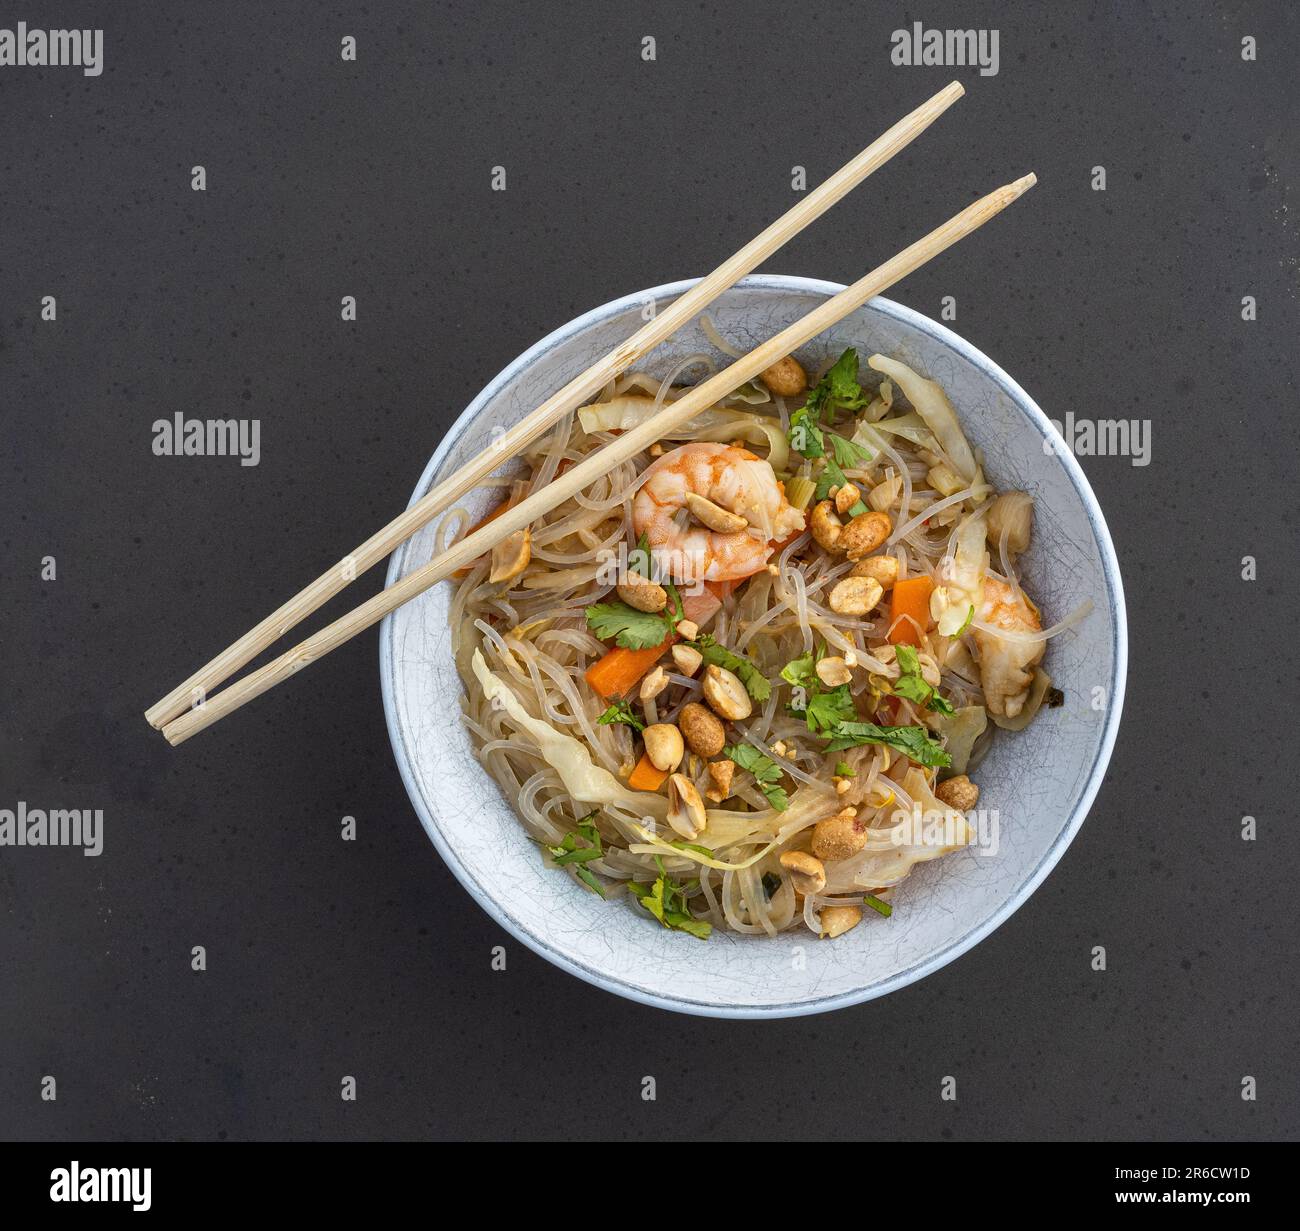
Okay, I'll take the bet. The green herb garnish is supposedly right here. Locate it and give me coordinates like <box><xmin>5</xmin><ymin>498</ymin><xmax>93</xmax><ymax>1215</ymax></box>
<box><xmin>834</xmin><ymin>761</ymin><xmax>856</xmax><ymax>778</ymax></box>
<box><xmin>783</xmin><ymin>646</ymin><xmax>856</xmax><ymax>733</ymax></box>
<box><xmin>812</xmin><ymin>433</ymin><xmax>873</xmax><ymax>503</ymax></box>
<box><xmin>544</xmin><ymin>812</ymin><xmax>607</xmax><ymax>897</ymax></box>
<box><xmin>585</xmin><ymin>600</ymin><xmax>673</xmax><ymax>650</ymax></box>
<box><xmin>722</xmin><ymin>744</ymin><xmax>790</xmax><ymax>812</ymax></box>
<box><xmin>627</xmin><ymin>857</ymin><xmax>712</xmax><ymax>939</ymax></box>
<box><xmin>892</xmin><ymin>644</ymin><xmax>955</xmax><ymax>715</ymax></box>
<box><xmin>863</xmin><ymin>892</ymin><xmax>892</xmax><ymax>918</ymax></box>
<box><xmin>597</xmin><ymin>699</ymin><xmax>645</xmax><ymax>733</ymax></box>
<box><xmin>780</xmin><ymin>650</ymin><xmax>818</xmax><ymax>688</ymax></box>
<box><xmin>628</xmin><ymin>531</ymin><xmax>654</xmax><ymax>579</ymax></box>
<box><xmin>795</xmin><ymin>684</ymin><xmax>857</xmax><ymax>733</ymax></box>
<box><xmin>820</xmin><ymin>720</ymin><xmax>951</xmax><ymax>768</ymax></box>
<box><xmin>804</xmin><ymin>347</ymin><xmax>869</xmax><ymax>424</ymax></box>
<box><xmin>787</xmin><ymin>405</ymin><xmax>826</xmax><ymax>459</ymax></box>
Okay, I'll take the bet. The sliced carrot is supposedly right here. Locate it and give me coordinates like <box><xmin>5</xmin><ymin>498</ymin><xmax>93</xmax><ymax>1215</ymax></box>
<box><xmin>627</xmin><ymin>752</ymin><xmax>669</xmax><ymax>792</ymax></box>
<box><xmin>887</xmin><ymin>575</ymin><xmax>934</xmax><ymax>647</ymax></box>
<box><xmin>584</xmin><ymin>638</ymin><xmax>672</xmax><ymax>699</ymax></box>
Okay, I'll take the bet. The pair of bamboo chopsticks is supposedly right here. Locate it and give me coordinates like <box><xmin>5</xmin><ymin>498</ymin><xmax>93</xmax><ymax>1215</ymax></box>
<box><xmin>148</xmin><ymin>80</ymin><xmax>1036</xmax><ymax>746</ymax></box>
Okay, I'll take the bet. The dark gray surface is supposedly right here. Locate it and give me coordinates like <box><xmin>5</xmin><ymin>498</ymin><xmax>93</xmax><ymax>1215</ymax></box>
<box><xmin>1</xmin><ymin>0</ymin><xmax>1296</xmax><ymax>1141</ymax></box>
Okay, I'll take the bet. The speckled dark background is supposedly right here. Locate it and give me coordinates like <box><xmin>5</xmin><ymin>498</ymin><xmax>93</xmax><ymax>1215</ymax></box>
<box><xmin>1</xmin><ymin>0</ymin><xmax>1296</xmax><ymax>1143</ymax></box>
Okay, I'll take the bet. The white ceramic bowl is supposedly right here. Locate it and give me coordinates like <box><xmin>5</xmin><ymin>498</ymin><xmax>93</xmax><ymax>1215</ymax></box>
<box><xmin>380</xmin><ymin>276</ymin><xmax>1127</xmax><ymax>1018</ymax></box>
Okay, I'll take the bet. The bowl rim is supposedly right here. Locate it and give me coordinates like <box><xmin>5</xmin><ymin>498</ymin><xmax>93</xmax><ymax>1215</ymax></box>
<box><xmin>380</xmin><ymin>274</ymin><xmax>1128</xmax><ymax>1018</ymax></box>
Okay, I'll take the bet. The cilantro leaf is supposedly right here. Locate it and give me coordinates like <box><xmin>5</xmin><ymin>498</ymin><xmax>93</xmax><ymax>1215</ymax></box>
<box><xmin>585</xmin><ymin>600</ymin><xmax>673</xmax><ymax>650</ymax></box>
<box><xmin>812</xmin><ymin>433</ymin><xmax>873</xmax><ymax>502</ymax></box>
<box><xmin>828</xmin><ymin>433</ymin><xmax>873</xmax><ymax>469</ymax></box>
<box><xmin>814</xmin><ymin>454</ymin><xmax>848</xmax><ymax>502</ymax></box>
<box><xmin>691</xmin><ymin>634</ymin><xmax>771</xmax><ymax>703</ymax></box>
<box><xmin>597</xmin><ymin>699</ymin><xmax>645</xmax><ymax>733</ymax></box>
<box><xmin>893</xmin><ymin>644</ymin><xmax>955</xmax><ymax>715</ymax></box>
<box><xmin>784</xmin><ymin>646</ymin><xmax>857</xmax><ymax>732</ymax></box>
<box><xmin>544</xmin><ymin>812</ymin><xmax>607</xmax><ymax>896</ymax></box>
<box><xmin>797</xmin><ymin>684</ymin><xmax>857</xmax><ymax>733</ymax></box>
<box><xmin>663</xmin><ymin>580</ymin><xmax>684</xmax><ymax>630</ymax></box>
<box><xmin>803</xmin><ymin>347</ymin><xmax>869</xmax><ymax>424</ymax></box>
<box><xmin>787</xmin><ymin>404</ymin><xmax>826</xmax><ymax>459</ymax></box>
<box><xmin>628</xmin><ymin>857</ymin><xmax>712</xmax><ymax>939</ymax></box>
<box><xmin>821</xmin><ymin>720</ymin><xmax>952</xmax><ymax>768</ymax></box>
<box><xmin>628</xmin><ymin>531</ymin><xmax>653</xmax><ymax>579</ymax></box>
<box><xmin>722</xmin><ymin>744</ymin><xmax>790</xmax><ymax>812</ymax></box>
<box><xmin>780</xmin><ymin>651</ymin><xmax>818</xmax><ymax>688</ymax></box>
<box><xmin>834</xmin><ymin>760</ymin><xmax>856</xmax><ymax>778</ymax></box>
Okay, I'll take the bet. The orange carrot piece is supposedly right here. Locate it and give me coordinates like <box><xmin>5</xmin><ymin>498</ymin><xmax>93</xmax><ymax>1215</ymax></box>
<box><xmin>887</xmin><ymin>575</ymin><xmax>934</xmax><ymax>647</ymax></box>
<box><xmin>627</xmin><ymin>752</ymin><xmax>669</xmax><ymax>792</ymax></box>
<box><xmin>584</xmin><ymin>639</ymin><xmax>672</xmax><ymax>699</ymax></box>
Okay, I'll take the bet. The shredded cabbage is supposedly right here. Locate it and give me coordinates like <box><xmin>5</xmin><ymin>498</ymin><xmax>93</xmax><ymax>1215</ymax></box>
<box><xmin>472</xmin><ymin>650</ymin><xmax>667</xmax><ymax>819</ymax></box>
<box><xmin>931</xmin><ymin>510</ymin><xmax>989</xmax><ymax>636</ymax></box>
<box><xmin>929</xmin><ymin>705</ymin><xmax>988</xmax><ymax>774</ymax></box>
<box><xmin>868</xmin><ymin>354</ymin><xmax>978</xmax><ymax>482</ymax></box>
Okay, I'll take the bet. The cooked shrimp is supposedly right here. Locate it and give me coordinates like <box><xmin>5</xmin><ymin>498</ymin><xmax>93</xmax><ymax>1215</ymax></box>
<box><xmin>972</xmin><ymin>576</ymin><xmax>1045</xmax><ymax>719</ymax></box>
<box><xmin>633</xmin><ymin>442</ymin><xmax>805</xmax><ymax>583</ymax></box>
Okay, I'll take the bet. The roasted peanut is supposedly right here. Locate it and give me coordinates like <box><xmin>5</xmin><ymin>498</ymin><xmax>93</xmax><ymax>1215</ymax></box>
<box><xmin>819</xmin><ymin>905</ymin><xmax>863</xmax><ymax>939</ymax></box>
<box><xmin>828</xmin><ymin>575</ymin><xmax>884</xmax><ymax>616</ymax></box>
<box><xmin>679</xmin><ymin>701</ymin><xmax>725</xmax><ymax>759</ymax></box>
<box><xmin>935</xmin><ymin>774</ymin><xmax>979</xmax><ymax>811</ymax></box>
<box><xmin>642</xmin><ymin>723</ymin><xmax>684</xmax><ymax>773</ymax></box>
<box><xmin>809</xmin><ymin>500</ymin><xmax>843</xmax><ymax>552</ymax></box>
<box><xmin>489</xmin><ymin>527</ymin><xmax>531</xmax><ymax>584</ymax></box>
<box><xmin>671</xmin><ymin>644</ymin><xmax>703</xmax><ymax>676</ymax></box>
<box><xmin>617</xmin><ymin>574</ymin><xmax>668</xmax><ymax>612</ymax></box>
<box><xmin>839</xmin><ymin>510</ymin><xmax>892</xmax><ymax>560</ymax></box>
<box><xmin>705</xmin><ymin>759</ymin><xmax>735</xmax><ymax>802</ymax></box>
<box><xmin>815</xmin><ymin>656</ymin><xmax>852</xmax><ymax>687</ymax></box>
<box><xmin>759</xmin><ymin>355</ymin><xmax>807</xmax><ymax>398</ymax></box>
<box><xmin>666</xmin><ymin>773</ymin><xmax>707</xmax><ymax>840</ymax></box>
<box><xmin>833</xmin><ymin>482</ymin><xmax>862</xmax><ymax>517</ymax></box>
<box><xmin>779</xmin><ymin>849</ymin><xmax>827</xmax><ymax>895</ymax></box>
<box><xmin>812</xmin><ymin>808</ymin><xmax>868</xmax><ymax>861</ymax></box>
<box><xmin>701</xmin><ymin>664</ymin><xmax>752</xmax><ymax>721</ymax></box>
<box><xmin>685</xmin><ymin>492</ymin><xmax>747</xmax><ymax>533</ymax></box>
<box><xmin>675</xmin><ymin>619</ymin><xmax>699</xmax><ymax>641</ymax></box>
<box><xmin>849</xmin><ymin>554</ymin><xmax>900</xmax><ymax>589</ymax></box>
<box><xmin>639</xmin><ymin>666</ymin><xmax>669</xmax><ymax>702</ymax></box>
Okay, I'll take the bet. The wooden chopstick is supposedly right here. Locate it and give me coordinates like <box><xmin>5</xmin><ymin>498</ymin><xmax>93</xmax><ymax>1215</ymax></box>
<box><xmin>143</xmin><ymin>81</ymin><xmax>965</xmax><ymax>731</ymax></box>
<box><xmin>161</xmin><ymin>172</ymin><xmax>1037</xmax><ymax>746</ymax></box>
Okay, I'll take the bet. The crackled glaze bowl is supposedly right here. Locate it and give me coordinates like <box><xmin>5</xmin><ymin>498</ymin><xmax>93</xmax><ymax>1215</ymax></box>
<box><xmin>380</xmin><ymin>276</ymin><xmax>1126</xmax><ymax>1017</ymax></box>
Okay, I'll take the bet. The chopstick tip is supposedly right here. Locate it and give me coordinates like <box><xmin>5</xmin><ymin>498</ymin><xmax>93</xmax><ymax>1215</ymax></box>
<box><xmin>1011</xmin><ymin>172</ymin><xmax>1038</xmax><ymax>194</ymax></box>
